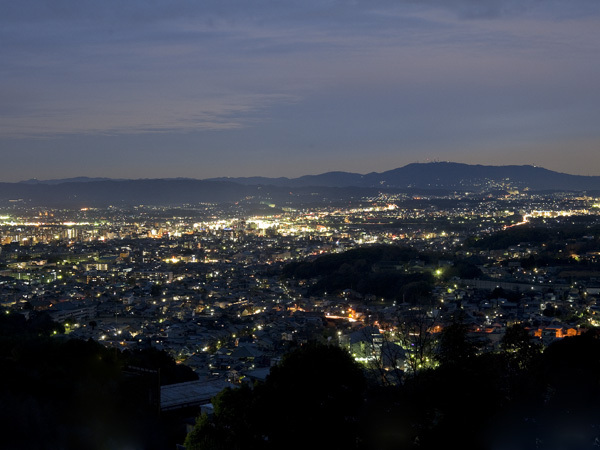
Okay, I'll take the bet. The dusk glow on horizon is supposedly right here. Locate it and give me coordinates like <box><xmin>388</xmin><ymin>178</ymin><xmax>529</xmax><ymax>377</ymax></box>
<box><xmin>2</xmin><ymin>0</ymin><xmax>600</xmax><ymax>181</ymax></box>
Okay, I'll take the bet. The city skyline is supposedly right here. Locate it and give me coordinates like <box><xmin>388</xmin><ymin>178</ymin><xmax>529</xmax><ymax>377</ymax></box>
<box><xmin>2</xmin><ymin>0</ymin><xmax>600</xmax><ymax>181</ymax></box>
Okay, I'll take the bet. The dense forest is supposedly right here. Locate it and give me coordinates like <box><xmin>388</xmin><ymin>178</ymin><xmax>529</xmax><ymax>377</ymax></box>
<box><xmin>282</xmin><ymin>244</ymin><xmax>435</xmax><ymax>301</ymax></box>
<box><xmin>281</xmin><ymin>244</ymin><xmax>483</xmax><ymax>302</ymax></box>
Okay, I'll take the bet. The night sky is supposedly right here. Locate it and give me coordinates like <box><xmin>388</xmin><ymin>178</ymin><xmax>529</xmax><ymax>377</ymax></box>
<box><xmin>2</xmin><ymin>1</ymin><xmax>600</xmax><ymax>181</ymax></box>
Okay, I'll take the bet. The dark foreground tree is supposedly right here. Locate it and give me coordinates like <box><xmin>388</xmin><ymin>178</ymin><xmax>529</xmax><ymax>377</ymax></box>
<box><xmin>501</xmin><ymin>323</ymin><xmax>542</xmax><ymax>370</ymax></box>
<box><xmin>396</xmin><ymin>306</ymin><xmax>439</xmax><ymax>375</ymax></box>
<box><xmin>0</xmin><ymin>336</ymin><xmax>168</xmax><ymax>450</ymax></box>
<box><xmin>437</xmin><ymin>322</ymin><xmax>483</xmax><ymax>368</ymax></box>
<box><xmin>184</xmin><ymin>383</ymin><xmax>260</xmax><ymax>450</ymax></box>
<box><xmin>185</xmin><ymin>343</ymin><xmax>367</xmax><ymax>450</ymax></box>
<box><xmin>263</xmin><ymin>342</ymin><xmax>367</xmax><ymax>449</ymax></box>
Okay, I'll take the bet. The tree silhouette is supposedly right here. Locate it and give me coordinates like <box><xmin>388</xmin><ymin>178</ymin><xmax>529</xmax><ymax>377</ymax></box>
<box><xmin>501</xmin><ymin>323</ymin><xmax>541</xmax><ymax>370</ymax></box>
<box><xmin>437</xmin><ymin>322</ymin><xmax>483</xmax><ymax>368</ymax></box>
<box><xmin>395</xmin><ymin>305</ymin><xmax>439</xmax><ymax>376</ymax></box>
<box><xmin>185</xmin><ymin>343</ymin><xmax>367</xmax><ymax>450</ymax></box>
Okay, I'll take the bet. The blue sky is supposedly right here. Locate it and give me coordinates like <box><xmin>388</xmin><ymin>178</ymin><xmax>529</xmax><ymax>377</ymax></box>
<box><xmin>2</xmin><ymin>0</ymin><xmax>600</xmax><ymax>181</ymax></box>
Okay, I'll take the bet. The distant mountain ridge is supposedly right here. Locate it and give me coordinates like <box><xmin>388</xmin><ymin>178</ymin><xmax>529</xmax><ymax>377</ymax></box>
<box><xmin>18</xmin><ymin>176</ymin><xmax>189</xmax><ymax>185</ymax></box>
<box><xmin>210</xmin><ymin>162</ymin><xmax>600</xmax><ymax>190</ymax></box>
<box><xmin>4</xmin><ymin>162</ymin><xmax>600</xmax><ymax>207</ymax></box>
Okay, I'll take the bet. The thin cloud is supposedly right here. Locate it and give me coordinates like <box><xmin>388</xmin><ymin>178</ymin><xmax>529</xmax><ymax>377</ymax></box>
<box><xmin>0</xmin><ymin>92</ymin><xmax>298</xmax><ymax>138</ymax></box>
<box><xmin>1</xmin><ymin>0</ymin><xmax>600</xmax><ymax>180</ymax></box>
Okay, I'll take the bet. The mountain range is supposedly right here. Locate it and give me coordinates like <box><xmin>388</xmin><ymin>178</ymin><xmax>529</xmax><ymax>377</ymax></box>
<box><xmin>2</xmin><ymin>162</ymin><xmax>600</xmax><ymax>207</ymax></box>
<box><xmin>207</xmin><ymin>162</ymin><xmax>600</xmax><ymax>190</ymax></box>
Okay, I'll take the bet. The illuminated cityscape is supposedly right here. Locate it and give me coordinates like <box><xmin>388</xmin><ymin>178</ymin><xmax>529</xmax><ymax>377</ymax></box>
<box><xmin>4</xmin><ymin>1</ymin><xmax>600</xmax><ymax>447</ymax></box>
<box><xmin>3</xmin><ymin>186</ymin><xmax>600</xmax><ymax>366</ymax></box>
<box><xmin>4</xmin><ymin>176</ymin><xmax>600</xmax><ymax>448</ymax></box>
